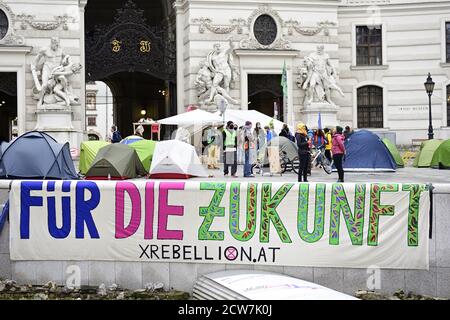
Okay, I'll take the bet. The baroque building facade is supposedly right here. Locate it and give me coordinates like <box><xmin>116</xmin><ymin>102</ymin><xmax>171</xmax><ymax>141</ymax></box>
<box><xmin>0</xmin><ymin>0</ymin><xmax>450</xmax><ymax>145</ymax></box>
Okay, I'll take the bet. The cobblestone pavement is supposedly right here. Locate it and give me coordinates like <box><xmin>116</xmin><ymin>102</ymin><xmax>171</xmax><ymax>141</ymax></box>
<box><xmin>196</xmin><ymin>166</ymin><xmax>450</xmax><ymax>184</ymax></box>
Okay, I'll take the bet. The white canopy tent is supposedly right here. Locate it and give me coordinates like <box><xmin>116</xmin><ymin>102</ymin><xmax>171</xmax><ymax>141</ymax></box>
<box><xmin>213</xmin><ymin>109</ymin><xmax>291</xmax><ymax>133</ymax></box>
<box><xmin>157</xmin><ymin>109</ymin><xmax>223</xmax><ymax>126</ymax></box>
<box><xmin>157</xmin><ymin>109</ymin><xmax>223</xmax><ymax>153</ymax></box>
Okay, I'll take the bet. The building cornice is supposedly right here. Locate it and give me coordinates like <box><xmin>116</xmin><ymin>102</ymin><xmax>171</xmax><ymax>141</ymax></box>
<box><xmin>186</xmin><ymin>0</ymin><xmax>340</xmax><ymax>8</ymax></box>
<box><xmin>0</xmin><ymin>46</ymin><xmax>32</xmax><ymax>53</ymax></box>
<box><xmin>235</xmin><ymin>49</ymin><xmax>300</xmax><ymax>57</ymax></box>
<box><xmin>339</xmin><ymin>1</ymin><xmax>450</xmax><ymax>13</ymax></box>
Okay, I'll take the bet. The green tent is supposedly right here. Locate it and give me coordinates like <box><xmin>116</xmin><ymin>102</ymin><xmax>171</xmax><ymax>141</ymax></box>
<box><xmin>382</xmin><ymin>138</ymin><xmax>404</xmax><ymax>168</ymax></box>
<box><xmin>413</xmin><ymin>139</ymin><xmax>444</xmax><ymax>168</ymax></box>
<box><xmin>85</xmin><ymin>144</ymin><xmax>147</xmax><ymax>180</ymax></box>
<box><xmin>431</xmin><ymin>139</ymin><xmax>450</xmax><ymax>169</ymax></box>
<box><xmin>128</xmin><ymin>139</ymin><xmax>157</xmax><ymax>172</ymax></box>
<box><xmin>79</xmin><ymin>141</ymin><xmax>110</xmax><ymax>174</ymax></box>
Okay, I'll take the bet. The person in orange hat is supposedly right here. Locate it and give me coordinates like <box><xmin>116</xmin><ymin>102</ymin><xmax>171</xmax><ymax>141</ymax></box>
<box><xmin>295</xmin><ymin>123</ymin><xmax>311</xmax><ymax>182</ymax></box>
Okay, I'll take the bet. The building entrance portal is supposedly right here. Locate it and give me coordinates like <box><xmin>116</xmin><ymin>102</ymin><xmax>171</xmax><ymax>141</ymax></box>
<box><xmin>85</xmin><ymin>0</ymin><xmax>176</xmax><ymax>137</ymax></box>
<box><xmin>0</xmin><ymin>72</ymin><xmax>17</xmax><ymax>141</ymax></box>
<box><xmin>248</xmin><ymin>74</ymin><xmax>284</xmax><ymax>123</ymax></box>
<box><xmin>104</xmin><ymin>72</ymin><xmax>167</xmax><ymax>137</ymax></box>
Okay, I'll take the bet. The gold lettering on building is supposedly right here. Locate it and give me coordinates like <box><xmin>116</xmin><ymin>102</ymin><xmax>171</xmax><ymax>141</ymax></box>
<box><xmin>140</xmin><ymin>40</ymin><xmax>151</xmax><ymax>53</ymax></box>
<box><xmin>111</xmin><ymin>40</ymin><xmax>122</xmax><ymax>53</ymax></box>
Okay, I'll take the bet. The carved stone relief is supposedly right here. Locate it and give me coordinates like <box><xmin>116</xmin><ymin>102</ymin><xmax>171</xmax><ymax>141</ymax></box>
<box><xmin>0</xmin><ymin>1</ymin><xmax>24</xmax><ymax>46</ymax></box>
<box><xmin>191</xmin><ymin>17</ymin><xmax>247</xmax><ymax>34</ymax></box>
<box><xmin>240</xmin><ymin>4</ymin><xmax>290</xmax><ymax>50</ymax></box>
<box><xmin>15</xmin><ymin>14</ymin><xmax>75</xmax><ymax>31</ymax></box>
<box><xmin>191</xmin><ymin>4</ymin><xmax>336</xmax><ymax>50</ymax></box>
<box><xmin>285</xmin><ymin>20</ymin><xmax>336</xmax><ymax>37</ymax></box>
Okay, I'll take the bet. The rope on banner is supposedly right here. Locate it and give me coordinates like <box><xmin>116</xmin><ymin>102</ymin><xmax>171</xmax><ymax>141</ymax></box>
<box><xmin>0</xmin><ymin>200</ymin><xmax>9</xmax><ymax>236</ymax></box>
<box><xmin>429</xmin><ymin>183</ymin><xmax>434</xmax><ymax>239</ymax></box>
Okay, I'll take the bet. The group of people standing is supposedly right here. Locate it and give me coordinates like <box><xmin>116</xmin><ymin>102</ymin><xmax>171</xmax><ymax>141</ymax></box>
<box><xmin>294</xmin><ymin>124</ymin><xmax>347</xmax><ymax>183</ymax></box>
<box><xmin>203</xmin><ymin>121</ymin><xmax>350</xmax><ymax>182</ymax></box>
<box><xmin>204</xmin><ymin>120</ymin><xmax>278</xmax><ymax>178</ymax></box>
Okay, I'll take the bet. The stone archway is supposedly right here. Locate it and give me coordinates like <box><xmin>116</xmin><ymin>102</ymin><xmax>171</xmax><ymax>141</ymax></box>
<box><xmin>85</xmin><ymin>0</ymin><xmax>176</xmax><ymax>137</ymax></box>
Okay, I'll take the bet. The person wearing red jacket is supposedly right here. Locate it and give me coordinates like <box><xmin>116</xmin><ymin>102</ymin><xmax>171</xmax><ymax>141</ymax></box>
<box><xmin>332</xmin><ymin>126</ymin><xmax>346</xmax><ymax>183</ymax></box>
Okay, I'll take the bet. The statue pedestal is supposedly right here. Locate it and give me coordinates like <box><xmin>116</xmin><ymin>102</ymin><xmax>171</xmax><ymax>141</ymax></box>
<box><xmin>299</xmin><ymin>102</ymin><xmax>339</xmax><ymax>129</ymax></box>
<box><xmin>35</xmin><ymin>107</ymin><xmax>84</xmax><ymax>148</ymax></box>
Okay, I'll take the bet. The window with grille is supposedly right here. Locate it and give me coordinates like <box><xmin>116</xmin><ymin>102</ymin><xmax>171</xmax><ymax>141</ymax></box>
<box><xmin>0</xmin><ymin>9</ymin><xmax>8</xmax><ymax>40</ymax></box>
<box><xmin>87</xmin><ymin>117</ymin><xmax>97</xmax><ymax>127</ymax></box>
<box><xmin>357</xmin><ymin>86</ymin><xmax>384</xmax><ymax>128</ymax></box>
<box><xmin>447</xmin><ymin>85</ymin><xmax>450</xmax><ymax>126</ymax></box>
<box><xmin>86</xmin><ymin>93</ymin><xmax>97</xmax><ymax>110</ymax></box>
<box><xmin>447</xmin><ymin>22</ymin><xmax>450</xmax><ymax>63</ymax></box>
<box><xmin>356</xmin><ymin>26</ymin><xmax>382</xmax><ymax>66</ymax></box>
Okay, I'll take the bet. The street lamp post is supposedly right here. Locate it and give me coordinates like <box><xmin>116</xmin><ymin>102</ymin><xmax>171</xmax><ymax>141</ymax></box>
<box><xmin>424</xmin><ymin>73</ymin><xmax>435</xmax><ymax>140</ymax></box>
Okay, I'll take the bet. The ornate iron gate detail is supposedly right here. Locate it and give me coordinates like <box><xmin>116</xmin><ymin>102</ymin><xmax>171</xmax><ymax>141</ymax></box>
<box><xmin>85</xmin><ymin>0</ymin><xmax>176</xmax><ymax>82</ymax></box>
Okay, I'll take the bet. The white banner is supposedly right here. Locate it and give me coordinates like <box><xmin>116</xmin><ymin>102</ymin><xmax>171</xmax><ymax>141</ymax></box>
<box><xmin>9</xmin><ymin>180</ymin><xmax>430</xmax><ymax>269</ymax></box>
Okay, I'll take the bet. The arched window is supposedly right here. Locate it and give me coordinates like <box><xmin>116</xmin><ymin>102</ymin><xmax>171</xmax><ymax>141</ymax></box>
<box><xmin>0</xmin><ymin>9</ymin><xmax>9</xmax><ymax>40</ymax></box>
<box><xmin>447</xmin><ymin>85</ymin><xmax>450</xmax><ymax>127</ymax></box>
<box><xmin>357</xmin><ymin>85</ymin><xmax>383</xmax><ymax>128</ymax></box>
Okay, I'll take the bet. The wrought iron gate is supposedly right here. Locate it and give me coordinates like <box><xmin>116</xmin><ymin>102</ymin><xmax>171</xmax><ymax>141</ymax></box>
<box><xmin>85</xmin><ymin>0</ymin><xmax>176</xmax><ymax>82</ymax></box>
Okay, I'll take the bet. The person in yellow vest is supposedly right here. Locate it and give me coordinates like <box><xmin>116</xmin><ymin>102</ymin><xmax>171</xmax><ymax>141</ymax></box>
<box><xmin>223</xmin><ymin>121</ymin><xmax>238</xmax><ymax>177</ymax></box>
<box><xmin>324</xmin><ymin>127</ymin><xmax>333</xmax><ymax>163</ymax></box>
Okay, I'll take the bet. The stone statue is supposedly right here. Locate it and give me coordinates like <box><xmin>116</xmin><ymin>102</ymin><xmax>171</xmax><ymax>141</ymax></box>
<box><xmin>195</xmin><ymin>38</ymin><xmax>239</xmax><ymax>109</ymax></box>
<box><xmin>297</xmin><ymin>45</ymin><xmax>344</xmax><ymax>107</ymax></box>
<box><xmin>31</xmin><ymin>37</ymin><xmax>82</xmax><ymax>109</ymax></box>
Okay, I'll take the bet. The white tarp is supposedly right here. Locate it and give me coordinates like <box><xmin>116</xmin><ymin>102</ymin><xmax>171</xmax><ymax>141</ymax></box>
<box><xmin>214</xmin><ymin>110</ymin><xmax>290</xmax><ymax>133</ymax></box>
<box><xmin>158</xmin><ymin>109</ymin><xmax>223</xmax><ymax>126</ymax></box>
<box><xmin>150</xmin><ymin>140</ymin><xmax>208</xmax><ymax>178</ymax></box>
<box><xmin>202</xmin><ymin>270</ymin><xmax>358</xmax><ymax>300</ymax></box>
<box><xmin>9</xmin><ymin>181</ymin><xmax>430</xmax><ymax>269</ymax></box>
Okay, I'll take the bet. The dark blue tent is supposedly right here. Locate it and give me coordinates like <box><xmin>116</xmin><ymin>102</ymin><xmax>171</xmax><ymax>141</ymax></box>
<box><xmin>0</xmin><ymin>131</ymin><xmax>78</xmax><ymax>179</ymax></box>
<box><xmin>0</xmin><ymin>141</ymin><xmax>7</xmax><ymax>178</ymax></box>
<box><xmin>341</xmin><ymin>130</ymin><xmax>397</xmax><ymax>172</ymax></box>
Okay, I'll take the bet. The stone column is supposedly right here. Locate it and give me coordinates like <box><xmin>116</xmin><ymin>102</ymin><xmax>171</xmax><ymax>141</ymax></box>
<box><xmin>174</xmin><ymin>0</ymin><xmax>186</xmax><ymax>115</ymax></box>
<box><xmin>79</xmin><ymin>0</ymin><xmax>88</xmax><ymax>132</ymax></box>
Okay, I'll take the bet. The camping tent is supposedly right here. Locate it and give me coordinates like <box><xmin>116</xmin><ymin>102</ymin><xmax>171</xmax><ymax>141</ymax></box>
<box><xmin>120</xmin><ymin>135</ymin><xmax>144</xmax><ymax>145</ymax></box>
<box><xmin>158</xmin><ymin>109</ymin><xmax>223</xmax><ymax>126</ymax></box>
<box><xmin>128</xmin><ymin>139</ymin><xmax>157</xmax><ymax>172</ymax></box>
<box><xmin>342</xmin><ymin>130</ymin><xmax>397</xmax><ymax>172</ymax></box>
<box><xmin>382</xmin><ymin>138</ymin><xmax>404</xmax><ymax>168</ymax></box>
<box><xmin>0</xmin><ymin>141</ymin><xmax>7</xmax><ymax>153</ymax></box>
<box><xmin>0</xmin><ymin>131</ymin><xmax>78</xmax><ymax>179</ymax></box>
<box><xmin>0</xmin><ymin>142</ymin><xmax>8</xmax><ymax>178</ymax></box>
<box><xmin>85</xmin><ymin>144</ymin><xmax>147</xmax><ymax>180</ymax></box>
<box><xmin>79</xmin><ymin>141</ymin><xmax>110</xmax><ymax>175</ymax></box>
<box><xmin>258</xmin><ymin>136</ymin><xmax>298</xmax><ymax>165</ymax></box>
<box><xmin>149</xmin><ymin>140</ymin><xmax>208</xmax><ymax>179</ymax></box>
<box><xmin>214</xmin><ymin>109</ymin><xmax>289</xmax><ymax>133</ymax></box>
<box><xmin>431</xmin><ymin>139</ymin><xmax>450</xmax><ymax>169</ymax></box>
<box><xmin>413</xmin><ymin>139</ymin><xmax>444</xmax><ymax>168</ymax></box>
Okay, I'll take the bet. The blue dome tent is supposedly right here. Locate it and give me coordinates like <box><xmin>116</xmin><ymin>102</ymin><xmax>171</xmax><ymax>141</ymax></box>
<box><xmin>0</xmin><ymin>131</ymin><xmax>78</xmax><ymax>180</ymax></box>
<box><xmin>341</xmin><ymin>130</ymin><xmax>397</xmax><ymax>172</ymax></box>
<box><xmin>0</xmin><ymin>141</ymin><xmax>7</xmax><ymax>178</ymax></box>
